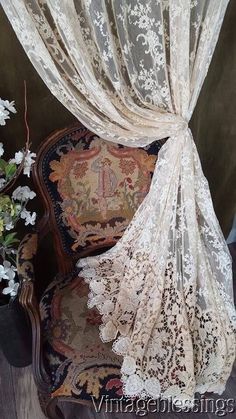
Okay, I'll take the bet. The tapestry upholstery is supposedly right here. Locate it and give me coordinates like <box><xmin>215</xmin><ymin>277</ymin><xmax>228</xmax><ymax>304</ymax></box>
<box><xmin>42</xmin><ymin>126</ymin><xmax>165</xmax><ymax>255</ymax></box>
<box><xmin>17</xmin><ymin>233</ymin><xmax>38</xmax><ymax>283</ymax></box>
<box><xmin>40</xmin><ymin>270</ymin><xmax>124</xmax><ymax>401</ymax></box>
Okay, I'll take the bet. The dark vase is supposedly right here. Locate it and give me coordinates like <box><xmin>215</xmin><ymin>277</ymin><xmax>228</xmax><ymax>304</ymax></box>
<box><xmin>0</xmin><ymin>294</ymin><xmax>32</xmax><ymax>367</ymax></box>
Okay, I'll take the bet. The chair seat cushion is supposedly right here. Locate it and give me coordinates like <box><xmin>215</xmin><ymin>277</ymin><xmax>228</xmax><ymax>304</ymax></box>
<box><xmin>40</xmin><ymin>270</ymin><xmax>124</xmax><ymax>401</ymax></box>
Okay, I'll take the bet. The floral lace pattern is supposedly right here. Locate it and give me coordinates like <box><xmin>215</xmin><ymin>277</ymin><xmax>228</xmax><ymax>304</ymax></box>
<box><xmin>77</xmin><ymin>128</ymin><xmax>236</xmax><ymax>403</ymax></box>
<box><xmin>2</xmin><ymin>0</ymin><xmax>235</xmax><ymax>406</ymax></box>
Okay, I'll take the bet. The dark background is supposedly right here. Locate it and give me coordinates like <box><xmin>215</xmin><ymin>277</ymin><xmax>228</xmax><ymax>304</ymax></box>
<box><xmin>0</xmin><ymin>2</ymin><xmax>235</xmax><ymax>237</ymax></box>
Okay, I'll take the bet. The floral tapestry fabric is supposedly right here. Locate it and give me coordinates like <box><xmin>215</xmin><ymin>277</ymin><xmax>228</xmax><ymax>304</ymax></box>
<box><xmin>2</xmin><ymin>0</ymin><xmax>236</xmax><ymax>405</ymax></box>
<box><xmin>40</xmin><ymin>270</ymin><xmax>123</xmax><ymax>400</ymax></box>
<box><xmin>17</xmin><ymin>233</ymin><xmax>38</xmax><ymax>283</ymax></box>
<box><xmin>41</xmin><ymin>125</ymin><xmax>163</xmax><ymax>254</ymax></box>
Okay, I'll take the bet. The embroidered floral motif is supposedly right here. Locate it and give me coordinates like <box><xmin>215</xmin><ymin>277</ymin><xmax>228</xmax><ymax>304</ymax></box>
<box><xmin>119</xmin><ymin>159</ymin><xmax>136</xmax><ymax>175</ymax></box>
<box><xmin>73</xmin><ymin>161</ymin><xmax>88</xmax><ymax>179</ymax></box>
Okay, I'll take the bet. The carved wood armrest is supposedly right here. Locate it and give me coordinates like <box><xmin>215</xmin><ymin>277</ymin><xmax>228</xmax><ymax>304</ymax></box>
<box><xmin>17</xmin><ymin>233</ymin><xmax>51</xmax><ymax>393</ymax></box>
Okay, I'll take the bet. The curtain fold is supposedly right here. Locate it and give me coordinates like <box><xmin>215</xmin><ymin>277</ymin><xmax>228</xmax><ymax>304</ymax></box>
<box><xmin>2</xmin><ymin>0</ymin><xmax>235</xmax><ymax>404</ymax></box>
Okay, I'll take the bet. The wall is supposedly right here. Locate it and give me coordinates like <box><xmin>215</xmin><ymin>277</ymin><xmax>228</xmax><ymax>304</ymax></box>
<box><xmin>0</xmin><ymin>3</ymin><xmax>235</xmax><ymax>236</ymax></box>
<box><xmin>0</xmin><ymin>7</ymin><xmax>75</xmax><ymax>155</ymax></box>
<box><xmin>191</xmin><ymin>0</ymin><xmax>236</xmax><ymax>237</ymax></box>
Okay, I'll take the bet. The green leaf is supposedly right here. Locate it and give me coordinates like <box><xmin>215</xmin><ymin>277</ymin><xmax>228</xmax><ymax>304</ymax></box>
<box><xmin>4</xmin><ymin>232</ymin><xmax>19</xmax><ymax>247</ymax></box>
<box><xmin>0</xmin><ymin>159</ymin><xmax>7</xmax><ymax>171</ymax></box>
<box><xmin>5</xmin><ymin>163</ymin><xmax>17</xmax><ymax>180</ymax></box>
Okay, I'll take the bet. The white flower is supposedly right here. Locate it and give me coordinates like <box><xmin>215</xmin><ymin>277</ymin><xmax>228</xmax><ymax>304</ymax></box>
<box><xmin>0</xmin><ymin>178</ymin><xmax>6</xmax><ymax>189</ymax></box>
<box><xmin>10</xmin><ymin>150</ymin><xmax>36</xmax><ymax>177</ymax></box>
<box><xmin>2</xmin><ymin>280</ymin><xmax>19</xmax><ymax>297</ymax></box>
<box><xmin>0</xmin><ymin>261</ymin><xmax>16</xmax><ymax>281</ymax></box>
<box><xmin>0</xmin><ymin>98</ymin><xmax>16</xmax><ymax>126</ymax></box>
<box><xmin>10</xmin><ymin>151</ymin><xmax>24</xmax><ymax>165</ymax></box>
<box><xmin>20</xmin><ymin>209</ymin><xmax>36</xmax><ymax>225</ymax></box>
<box><xmin>5</xmin><ymin>221</ymin><xmax>14</xmax><ymax>231</ymax></box>
<box><xmin>12</xmin><ymin>186</ymin><xmax>36</xmax><ymax>202</ymax></box>
<box><xmin>2</xmin><ymin>100</ymin><xmax>16</xmax><ymax>114</ymax></box>
<box><xmin>0</xmin><ymin>106</ymin><xmax>9</xmax><ymax>126</ymax></box>
<box><xmin>0</xmin><ymin>142</ymin><xmax>4</xmax><ymax>157</ymax></box>
<box><xmin>0</xmin><ymin>264</ymin><xmax>9</xmax><ymax>280</ymax></box>
<box><xmin>23</xmin><ymin>150</ymin><xmax>36</xmax><ymax>177</ymax></box>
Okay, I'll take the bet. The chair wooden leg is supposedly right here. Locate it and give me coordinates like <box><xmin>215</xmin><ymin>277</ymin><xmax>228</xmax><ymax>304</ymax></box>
<box><xmin>46</xmin><ymin>397</ymin><xmax>65</xmax><ymax>419</ymax></box>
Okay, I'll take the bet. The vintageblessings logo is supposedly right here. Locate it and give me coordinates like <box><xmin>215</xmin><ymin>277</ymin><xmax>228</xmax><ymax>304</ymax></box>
<box><xmin>91</xmin><ymin>395</ymin><xmax>236</xmax><ymax>416</ymax></box>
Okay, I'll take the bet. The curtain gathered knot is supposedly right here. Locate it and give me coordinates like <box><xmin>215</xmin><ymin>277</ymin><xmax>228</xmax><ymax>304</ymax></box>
<box><xmin>171</xmin><ymin>115</ymin><xmax>189</xmax><ymax>138</ymax></box>
<box><xmin>179</xmin><ymin>118</ymin><xmax>189</xmax><ymax>134</ymax></box>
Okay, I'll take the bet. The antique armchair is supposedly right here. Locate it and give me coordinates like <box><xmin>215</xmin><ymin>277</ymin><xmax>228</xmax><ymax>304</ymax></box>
<box><xmin>17</xmin><ymin>122</ymin><xmax>165</xmax><ymax>418</ymax></box>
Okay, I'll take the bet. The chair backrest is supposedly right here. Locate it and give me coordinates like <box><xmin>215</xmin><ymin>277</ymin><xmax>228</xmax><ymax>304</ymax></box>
<box><xmin>33</xmin><ymin>123</ymin><xmax>165</xmax><ymax>273</ymax></box>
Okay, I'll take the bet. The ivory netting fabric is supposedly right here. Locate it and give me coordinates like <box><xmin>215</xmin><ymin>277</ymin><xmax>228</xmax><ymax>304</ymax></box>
<box><xmin>2</xmin><ymin>0</ymin><xmax>236</xmax><ymax>404</ymax></box>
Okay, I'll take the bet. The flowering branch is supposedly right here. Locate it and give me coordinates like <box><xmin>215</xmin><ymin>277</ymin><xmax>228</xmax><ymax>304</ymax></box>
<box><xmin>0</xmin><ymin>82</ymin><xmax>36</xmax><ymax>193</ymax></box>
<box><xmin>0</xmin><ymin>91</ymin><xmax>37</xmax><ymax>300</ymax></box>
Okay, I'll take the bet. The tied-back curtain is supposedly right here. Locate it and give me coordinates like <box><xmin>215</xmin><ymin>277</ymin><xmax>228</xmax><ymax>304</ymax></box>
<box><xmin>2</xmin><ymin>0</ymin><xmax>236</xmax><ymax>404</ymax></box>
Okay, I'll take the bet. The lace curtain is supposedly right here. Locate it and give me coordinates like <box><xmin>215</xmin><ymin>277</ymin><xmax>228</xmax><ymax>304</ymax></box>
<box><xmin>2</xmin><ymin>0</ymin><xmax>236</xmax><ymax>405</ymax></box>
